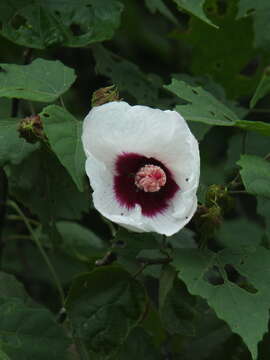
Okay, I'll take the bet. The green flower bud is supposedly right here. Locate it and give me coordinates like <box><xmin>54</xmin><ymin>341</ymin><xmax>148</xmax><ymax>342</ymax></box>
<box><xmin>91</xmin><ymin>85</ymin><xmax>121</xmax><ymax>107</ymax></box>
<box><xmin>18</xmin><ymin>115</ymin><xmax>47</xmax><ymax>144</ymax></box>
<box><xmin>205</xmin><ymin>184</ymin><xmax>234</xmax><ymax>215</ymax></box>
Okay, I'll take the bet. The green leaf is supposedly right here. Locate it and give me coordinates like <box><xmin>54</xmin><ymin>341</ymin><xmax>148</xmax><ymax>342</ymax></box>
<box><xmin>226</xmin><ymin>132</ymin><xmax>270</xmax><ymax>173</ymax></box>
<box><xmin>172</xmin><ymin>0</ymin><xmax>216</xmax><ymax>27</ymax></box>
<box><xmin>0</xmin><ymin>0</ymin><xmax>123</xmax><ymax>49</ymax></box>
<box><xmin>114</xmin><ymin>327</ymin><xmax>162</xmax><ymax>360</ymax></box>
<box><xmin>0</xmin><ymin>297</ymin><xmax>70</xmax><ymax>359</ymax></box>
<box><xmin>141</xmin><ymin>303</ymin><xmax>166</xmax><ymax>347</ymax></box>
<box><xmin>0</xmin><ymin>349</ymin><xmax>10</xmax><ymax>360</ymax></box>
<box><xmin>179</xmin><ymin>304</ymin><xmax>232</xmax><ymax>360</ymax></box>
<box><xmin>167</xmin><ymin>227</ymin><xmax>197</xmax><ymax>250</ymax></box>
<box><xmin>218</xmin><ymin>219</ymin><xmax>263</xmax><ymax>251</ymax></box>
<box><xmin>257</xmin><ymin>197</ymin><xmax>270</xmax><ymax>240</ymax></box>
<box><xmin>0</xmin><ymin>272</ymin><xmax>30</xmax><ymax>301</ymax></box>
<box><xmin>188</xmin><ymin>122</ymin><xmax>211</xmax><ymax>141</ymax></box>
<box><xmin>172</xmin><ymin>73</ymin><xmax>249</xmax><ymax>119</ymax></box>
<box><xmin>113</xmin><ymin>229</ymin><xmax>159</xmax><ymax>274</ymax></box>
<box><xmin>92</xmin><ymin>45</ymin><xmax>161</xmax><ymax>106</ymax></box>
<box><xmin>166</xmin><ymin>79</ymin><xmax>270</xmax><ymax>137</ymax></box>
<box><xmin>40</xmin><ymin>105</ymin><xmax>85</xmax><ymax>191</ymax></box>
<box><xmin>173</xmin><ymin>246</ymin><xmax>270</xmax><ymax>359</ymax></box>
<box><xmin>66</xmin><ymin>266</ymin><xmax>147</xmax><ymax>359</ymax></box>
<box><xmin>2</xmin><ymin>239</ymin><xmax>90</xmax><ymax>287</ymax></box>
<box><xmin>0</xmin><ymin>59</ymin><xmax>76</xmax><ymax>102</ymax></box>
<box><xmin>144</xmin><ymin>0</ymin><xmax>178</xmax><ymax>23</ymax></box>
<box><xmin>159</xmin><ymin>265</ymin><xmax>176</xmax><ymax>310</ymax></box>
<box><xmin>7</xmin><ymin>149</ymin><xmax>90</xmax><ymax>226</ymax></box>
<box><xmin>0</xmin><ymin>272</ymin><xmax>70</xmax><ymax>359</ymax></box>
<box><xmin>237</xmin><ymin>155</ymin><xmax>270</xmax><ymax>198</ymax></box>
<box><xmin>56</xmin><ymin>221</ymin><xmax>105</xmax><ymax>261</ymax></box>
<box><xmin>160</xmin><ymin>273</ymin><xmax>196</xmax><ymax>336</ymax></box>
<box><xmin>165</xmin><ymin>78</ymin><xmax>238</xmax><ymax>125</ymax></box>
<box><xmin>237</xmin><ymin>1</ymin><xmax>270</xmax><ymax>49</ymax></box>
<box><xmin>250</xmin><ymin>66</ymin><xmax>270</xmax><ymax>108</ymax></box>
<box><xmin>0</xmin><ymin>119</ymin><xmax>37</xmax><ymax>167</ymax></box>
<box><xmin>173</xmin><ymin>1</ymin><xmax>260</xmax><ymax>98</ymax></box>
<box><xmin>235</xmin><ymin>119</ymin><xmax>270</xmax><ymax>137</ymax></box>
<box><xmin>0</xmin><ymin>98</ymin><xmax>11</xmax><ymax>118</ymax></box>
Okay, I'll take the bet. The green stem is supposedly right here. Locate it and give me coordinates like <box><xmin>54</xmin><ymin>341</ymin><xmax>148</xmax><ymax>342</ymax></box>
<box><xmin>228</xmin><ymin>172</ymin><xmax>241</xmax><ymax>190</ymax></box>
<box><xmin>7</xmin><ymin>200</ymin><xmax>65</xmax><ymax>306</ymax></box>
<box><xmin>8</xmin><ymin>235</ymin><xmax>33</xmax><ymax>241</ymax></box>
<box><xmin>7</xmin><ymin>214</ymin><xmax>40</xmax><ymax>226</ymax></box>
<box><xmin>228</xmin><ymin>190</ymin><xmax>248</xmax><ymax>195</ymax></box>
<box><xmin>250</xmin><ymin>108</ymin><xmax>270</xmax><ymax>113</ymax></box>
<box><xmin>59</xmin><ymin>96</ymin><xmax>66</xmax><ymax>109</ymax></box>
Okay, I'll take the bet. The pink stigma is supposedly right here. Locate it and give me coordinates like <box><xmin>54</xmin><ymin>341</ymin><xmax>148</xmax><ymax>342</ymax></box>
<box><xmin>135</xmin><ymin>164</ymin><xmax>167</xmax><ymax>192</ymax></box>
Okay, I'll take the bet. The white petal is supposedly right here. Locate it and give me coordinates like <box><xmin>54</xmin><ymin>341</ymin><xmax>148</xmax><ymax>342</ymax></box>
<box><xmin>82</xmin><ymin>102</ymin><xmax>199</xmax><ymax>182</ymax></box>
<box><xmin>141</xmin><ymin>194</ymin><xmax>198</xmax><ymax>236</ymax></box>
<box><xmin>85</xmin><ymin>155</ymin><xmax>144</xmax><ymax>230</ymax></box>
<box><xmin>83</xmin><ymin>101</ymin><xmax>200</xmax><ymax>236</ymax></box>
<box><xmin>86</xmin><ymin>153</ymin><xmax>198</xmax><ymax>236</ymax></box>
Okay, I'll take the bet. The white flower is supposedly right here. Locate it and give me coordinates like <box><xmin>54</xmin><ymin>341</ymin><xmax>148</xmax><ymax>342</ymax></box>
<box><xmin>82</xmin><ymin>101</ymin><xmax>200</xmax><ymax>236</ymax></box>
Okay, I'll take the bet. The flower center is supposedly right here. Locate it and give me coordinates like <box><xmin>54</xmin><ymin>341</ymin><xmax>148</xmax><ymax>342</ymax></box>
<box><xmin>134</xmin><ymin>164</ymin><xmax>167</xmax><ymax>192</ymax></box>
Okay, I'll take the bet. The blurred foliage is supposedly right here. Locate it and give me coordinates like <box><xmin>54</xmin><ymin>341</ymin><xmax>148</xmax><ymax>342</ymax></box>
<box><xmin>0</xmin><ymin>0</ymin><xmax>270</xmax><ymax>359</ymax></box>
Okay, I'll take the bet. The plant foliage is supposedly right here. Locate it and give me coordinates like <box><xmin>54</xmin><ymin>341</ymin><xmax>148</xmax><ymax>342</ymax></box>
<box><xmin>0</xmin><ymin>0</ymin><xmax>270</xmax><ymax>359</ymax></box>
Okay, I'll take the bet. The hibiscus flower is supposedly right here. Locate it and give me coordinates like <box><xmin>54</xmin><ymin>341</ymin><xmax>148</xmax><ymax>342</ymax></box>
<box><xmin>82</xmin><ymin>101</ymin><xmax>200</xmax><ymax>236</ymax></box>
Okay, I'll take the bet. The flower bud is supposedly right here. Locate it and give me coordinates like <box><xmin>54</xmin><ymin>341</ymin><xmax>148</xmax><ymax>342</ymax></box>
<box><xmin>91</xmin><ymin>85</ymin><xmax>120</xmax><ymax>107</ymax></box>
<box><xmin>18</xmin><ymin>115</ymin><xmax>47</xmax><ymax>144</ymax></box>
<box><xmin>194</xmin><ymin>204</ymin><xmax>222</xmax><ymax>241</ymax></box>
<box><xmin>205</xmin><ymin>184</ymin><xmax>234</xmax><ymax>214</ymax></box>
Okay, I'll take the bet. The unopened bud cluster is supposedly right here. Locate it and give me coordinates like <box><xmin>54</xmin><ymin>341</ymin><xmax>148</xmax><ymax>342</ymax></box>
<box><xmin>91</xmin><ymin>85</ymin><xmax>120</xmax><ymax>107</ymax></box>
<box><xmin>18</xmin><ymin>115</ymin><xmax>47</xmax><ymax>144</ymax></box>
<box><xmin>195</xmin><ymin>185</ymin><xmax>234</xmax><ymax>240</ymax></box>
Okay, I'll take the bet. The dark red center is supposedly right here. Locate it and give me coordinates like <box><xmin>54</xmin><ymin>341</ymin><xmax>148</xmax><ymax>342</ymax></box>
<box><xmin>113</xmin><ymin>153</ymin><xmax>179</xmax><ymax>217</ymax></box>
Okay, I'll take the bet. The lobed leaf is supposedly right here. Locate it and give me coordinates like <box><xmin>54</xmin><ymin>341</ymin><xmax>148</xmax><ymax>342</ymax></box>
<box><xmin>7</xmin><ymin>149</ymin><xmax>90</xmax><ymax>226</ymax></box>
<box><xmin>237</xmin><ymin>1</ymin><xmax>270</xmax><ymax>49</ymax></box>
<box><xmin>165</xmin><ymin>78</ymin><xmax>238</xmax><ymax>125</ymax></box>
<box><xmin>173</xmin><ymin>246</ymin><xmax>270</xmax><ymax>359</ymax></box>
<box><xmin>172</xmin><ymin>1</ymin><xmax>260</xmax><ymax>98</ymax></box>
<box><xmin>144</xmin><ymin>0</ymin><xmax>178</xmax><ymax>23</ymax></box>
<box><xmin>0</xmin><ymin>119</ymin><xmax>37</xmax><ymax>167</ymax></box>
<box><xmin>0</xmin><ymin>297</ymin><xmax>70</xmax><ymax>360</ymax></box>
<box><xmin>166</xmin><ymin>78</ymin><xmax>270</xmax><ymax>137</ymax></box>
<box><xmin>0</xmin><ymin>272</ymin><xmax>70</xmax><ymax>359</ymax></box>
<box><xmin>237</xmin><ymin>155</ymin><xmax>270</xmax><ymax>198</ymax></box>
<box><xmin>159</xmin><ymin>270</ymin><xmax>196</xmax><ymax>337</ymax></box>
<box><xmin>172</xmin><ymin>0</ymin><xmax>217</xmax><ymax>27</ymax></box>
<box><xmin>235</xmin><ymin>119</ymin><xmax>270</xmax><ymax>137</ymax></box>
<box><xmin>0</xmin><ymin>0</ymin><xmax>123</xmax><ymax>49</ymax></box>
<box><xmin>92</xmin><ymin>45</ymin><xmax>161</xmax><ymax>106</ymax></box>
<box><xmin>66</xmin><ymin>266</ymin><xmax>147</xmax><ymax>359</ymax></box>
<box><xmin>56</xmin><ymin>221</ymin><xmax>106</xmax><ymax>261</ymax></box>
<box><xmin>41</xmin><ymin>105</ymin><xmax>86</xmax><ymax>191</ymax></box>
<box><xmin>250</xmin><ymin>66</ymin><xmax>270</xmax><ymax>108</ymax></box>
<box><xmin>0</xmin><ymin>59</ymin><xmax>76</xmax><ymax>103</ymax></box>
<box><xmin>114</xmin><ymin>327</ymin><xmax>162</xmax><ymax>360</ymax></box>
